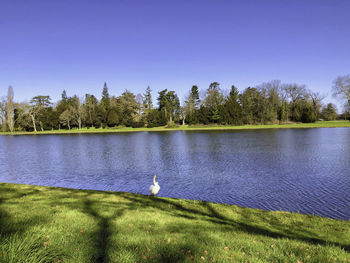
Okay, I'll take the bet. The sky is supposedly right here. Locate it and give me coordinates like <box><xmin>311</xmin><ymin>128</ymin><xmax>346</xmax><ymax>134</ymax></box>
<box><xmin>1</xmin><ymin>0</ymin><xmax>350</xmax><ymax>109</ymax></box>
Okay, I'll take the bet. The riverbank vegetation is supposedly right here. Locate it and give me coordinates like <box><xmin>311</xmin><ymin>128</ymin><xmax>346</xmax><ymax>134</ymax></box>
<box><xmin>0</xmin><ymin>183</ymin><xmax>349</xmax><ymax>262</ymax></box>
<box><xmin>1</xmin><ymin>121</ymin><xmax>350</xmax><ymax>136</ymax></box>
<box><xmin>1</xmin><ymin>77</ymin><xmax>350</xmax><ymax>133</ymax></box>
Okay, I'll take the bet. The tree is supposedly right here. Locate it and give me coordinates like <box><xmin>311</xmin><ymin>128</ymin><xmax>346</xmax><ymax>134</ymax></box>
<box><xmin>184</xmin><ymin>85</ymin><xmax>201</xmax><ymax>124</ymax></box>
<box><xmin>29</xmin><ymin>96</ymin><xmax>52</xmax><ymax>132</ymax></box>
<box><xmin>135</xmin><ymin>93</ymin><xmax>144</xmax><ymax>122</ymax></box>
<box><xmin>0</xmin><ymin>97</ymin><xmax>7</xmax><ymax>132</ymax></box>
<box><xmin>309</xmin><ymin>91</ymin><xmax>325</xmax><ymax>120</ymax></box>
<box><xmin>99</xmin><ymin>82</ymin><xmax>111</xmax><ymax>123</ymax></box>
<box><xmin>239</xmin><ymin>87</ymin><xmax>267</xmax><ymax>124</ymax></box>
<box><xmin>333</xmin><ymin>75</ymin><xmax>350</xmax><ymax>118</ymax></box>
<box><xmin>68</xmin><ymin>95</ymin><xmax>83</xmax><ymax>129</ymax></box>
<box><xmin>203</xmin><ymin>82</ymin><xmax>225</xmax><ymax>123</ymax></box>
<box><xmin>82</xmin><ymin>94</ymin><xmax>99</xmax><ymax>127</ymax></box>
<box><xmin>157</xmin><ymin>89</ymin><xmax>180</xmax><ymax>123</ymax></box>
<box><xmin>256</xmin><ymin>80</ymin><xmax>282</xmax><ymax>123</ymax></box>
<box><xmin>107</xmin><ymin>110</ymin><xmax>119</xmax><ymax>126</ymax></box>
<box><xmin>55</xmin><ymin>90</ymin><xmax>69</xmax><ymax>117</ymax></box>
<box><xmin>141</xmin><ymin>86</ymin><xmax>153</xmax><ymax>126</ymax></box>
<box><xmin>101</xmin><ymin>82</ymin><xmax>110</xmax><ymax>109</ymax></box>
<box><xmin>321</xmin><ymin>103</ymin><xmax>337</xmax><ymax>121</ymax></box>
<box><xmin>223</xmin><ymin>85</ymin><xmax>242</xmax><ymax>125</ymax></box>
<box><xmin>198</xmin><ymin>104</ymin><xmax>210</xmax><ymax>124</ymax></box>
<box><xmin>13</xmin><ymin>102</ymin><xmax>32</xmax><ymax>131</ymax></box>
<box><xmin>143</xmin><ymin>86</ymin><xmax>153</xmax><ymax>111</ymax></box>
<box><xmin>117</xmin><ymin>90</ymin><xmax>139</xmax><ymax>126</ymax></box>
<box><xmin>6</xmin><ymin>86</ymin><xmax>15</xmax><ymax>132</ymax></box>
<box><xmin>59</xmin><ymin>109</ymin><xmax>74</xmax><ymax>130</ymax></box>
<box><xmin>190</xmin><ymin>85</ymin><xmax>200</xmax><ymax>109</ymax></box>
<box><xmin>283</xmin><ymin>83</ymin><xmax>307</xmax><ymax>121</ymax></box>
<box><xmin>299</xmin><ymin>100</ymin><xmax>317</xmax><ymax>123</ymax></box>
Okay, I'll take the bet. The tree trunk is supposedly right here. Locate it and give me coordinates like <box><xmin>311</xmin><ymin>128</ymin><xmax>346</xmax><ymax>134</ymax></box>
<box><xmin>182</xmin><ymin>116</ymin><xmax>185</xmax><ymax>125</ymax></box>
<box><xmin>30</xmin><ymin>113</ymin><xmax>37</xmax><ymax>132</ymax></box>
<box><xmin>169</xmin><ymin>114</ymin><xmax>172</xmax><ymax>123</ymax></box>
<box><xmin>78</xmin><ymin>117</ymin><xmax>82</xmax><ymax>129</ymax></box>
<box><xmin>40</xmin><ymin>121</ymin><xmax>44</xmax><ymax>131</ymax></box>
<box><xmin>89</xmin><ymin>109</ymin><xmax>92</xmax><ymax>126</ymax></box>
<box><xmin>6</xmin><ymin>86</ymin><xmax>15</xmax><ymax>132</ymax></box>
<box><xmin>68</xmin><ymin>120</ymin><xmax>70</xmax><ymax>130</ymax></box>
<box><xmin>0</xmin><ymin>116</ymin><xmax>6</xmax><ymax>132</ymax></box>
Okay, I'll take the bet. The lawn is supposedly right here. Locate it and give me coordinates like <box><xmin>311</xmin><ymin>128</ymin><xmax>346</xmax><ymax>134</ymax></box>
<box><xmin>1</xmin><ymin>121</ymin><xmax>350</xmax><ymax>136</ymax></box>
<box><xmin>0</xmin><ymin>183</ymin><xmax>349</xmax><ymax>262</ymax></box>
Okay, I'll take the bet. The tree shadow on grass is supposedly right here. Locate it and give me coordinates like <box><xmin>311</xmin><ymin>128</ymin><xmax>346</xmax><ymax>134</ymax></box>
<box><xmin>119</xmin><ymin>193</ymin><xmax>350</xmax><ymax>253</ymax></box>
<box><xmin>0</xmin><ymin>184</ymin><xmax>67</xmax><ymax>262</ymax></box>
<box><xmin>0</xmin><ymin>185</ymin><xmax>43</xmax><ymax>237</ymax></box>
<box><xmin>82</xmin><ymin>198</ymin><xmax>126</xmax><ymax>263</ymax></box>
<box><xmin>65</xmin><ymin>191</ymin><xmax>206</xmax><ymax>262</ymax></box>
<box><xmin>1</xmin><ymin>184</ymin><xmax>349</xmax><ymax>262</ymax></box>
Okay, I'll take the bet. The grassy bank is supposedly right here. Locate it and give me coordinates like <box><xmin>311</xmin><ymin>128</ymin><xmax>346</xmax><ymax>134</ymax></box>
<box><xmin>0</xmin><ymin>183</ymin><xmax>349</xmax><ymax>262</ymax></box>
<box><xmin>0</xmin><ymin>121</ymin><xmax>350</xmax><ymax>136</ymax></box>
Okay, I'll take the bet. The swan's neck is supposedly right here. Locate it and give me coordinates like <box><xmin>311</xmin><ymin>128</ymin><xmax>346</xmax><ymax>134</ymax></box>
<box><xmin>153</xmin><ymin>175</ymin><xmax>157</xmax><ymax>184</ymax></box>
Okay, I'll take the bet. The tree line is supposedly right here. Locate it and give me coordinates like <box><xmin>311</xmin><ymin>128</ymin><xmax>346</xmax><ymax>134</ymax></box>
<box><xmin>1</xmin><ymin>76</ymin><xmax>350</xmax><ymax>132</ymax></box>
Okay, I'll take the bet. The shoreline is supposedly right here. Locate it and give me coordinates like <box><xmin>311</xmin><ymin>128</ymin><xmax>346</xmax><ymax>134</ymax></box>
<box><xmin>1</xmin><ymin>182</ymin><xmax>348</xmax><ymax>221</ymax></box>
<box><xmin>1</xmin><ymin>120</ymin><xmax>349</xmax><ymax>136</ymax></box>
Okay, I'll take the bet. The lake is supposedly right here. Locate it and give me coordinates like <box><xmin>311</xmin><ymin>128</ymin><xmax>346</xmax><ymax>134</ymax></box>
<box><xmin>0</xmin><ymin>128</ymin><xmax>349</xmax><ymax>220</ymax></box>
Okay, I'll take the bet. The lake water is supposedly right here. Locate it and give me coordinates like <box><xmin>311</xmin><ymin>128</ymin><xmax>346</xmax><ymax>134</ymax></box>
<box><xmin>0</xmin><ymin>128</ymin><xmax>349</xmax><ymax>220</ymax></box>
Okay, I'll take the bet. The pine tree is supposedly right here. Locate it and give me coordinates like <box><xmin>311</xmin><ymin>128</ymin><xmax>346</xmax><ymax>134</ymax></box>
<box><xmin>143</xmin><ymin>86</ymin><xmax>153</xmax><ymax>111</ymax></box>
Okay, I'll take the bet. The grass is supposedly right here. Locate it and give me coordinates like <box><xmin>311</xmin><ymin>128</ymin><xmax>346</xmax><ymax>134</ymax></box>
<box><xmin>0</xmin><ymin>120</ymin><xmax>350</xmax><ymax>136</ymax></box>
<box><xmin>0</xmin><ymin>183</ymin><xmax>349</xmax><ymax>262</ymax></box>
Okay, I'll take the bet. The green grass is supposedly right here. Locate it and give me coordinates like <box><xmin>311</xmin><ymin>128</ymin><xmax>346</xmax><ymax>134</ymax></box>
<box><xmin>0</xmin><ymin>183</ymin><xmax>349</xmax><ymax>262</ymax></box>
<box><xmin>0</xmin><ymin>120</ymin><xmax>350</xmax><ymax>136</ymax></box>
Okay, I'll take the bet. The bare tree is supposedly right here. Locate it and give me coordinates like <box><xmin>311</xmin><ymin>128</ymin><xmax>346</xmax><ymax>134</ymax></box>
<box><xmin>283</xmin><ymin>83</ymin><xmax>307</xmax><ymax>121</ymax></box>
<box><xmin>309</xmin><ymin>91</ymin><xmax>325</xmax><ymax>120</ymax></box>
<box><xmin>6</xmin><ymin>86</ymin><xmax>15</xmax><ymax>132</ymax></box>
<box><xmin>70</xmin><ymin>96</ymin><xmax>83</xmax><ymax>129</ymax></box>
<box><xmin>333</xmin><ymin>75</ymin><xmax>350</xmax><ymax>113</ymax></box>
<box><xmin>256</xmin><ymin>80</ymin><xmax>283</xmax><ymax>122</ymax></box>
<box><xmin>135</xmin><ymin>93</ymin><xmax>144</xmax><ymax>122</ymax></box>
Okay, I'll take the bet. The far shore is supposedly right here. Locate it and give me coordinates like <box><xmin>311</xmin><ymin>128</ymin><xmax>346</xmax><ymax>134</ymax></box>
<box><xmin>0</xmin><ymin>120</ymin><xmax>349</xmax><ymax>136</ymax></box>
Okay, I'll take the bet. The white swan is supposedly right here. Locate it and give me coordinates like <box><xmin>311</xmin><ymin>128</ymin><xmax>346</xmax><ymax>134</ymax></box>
<box><xmin>149</xmin><ymin>175</ymin><xmax>160</xmax><ymax>195</ymax></box>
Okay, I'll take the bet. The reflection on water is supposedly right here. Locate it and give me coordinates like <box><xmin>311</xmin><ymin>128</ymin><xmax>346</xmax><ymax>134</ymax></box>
<box><xmin>0</xmin><ymin>128</ymin><xmax>349</xmax><ymax>220</ymax></box>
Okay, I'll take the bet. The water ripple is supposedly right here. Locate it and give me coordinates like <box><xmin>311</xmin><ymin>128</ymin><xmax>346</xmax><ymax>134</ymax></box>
<box><xmin>0</xmin><ymin>128</ymin><xmax>350</xmax><ymax>220</ymax></box>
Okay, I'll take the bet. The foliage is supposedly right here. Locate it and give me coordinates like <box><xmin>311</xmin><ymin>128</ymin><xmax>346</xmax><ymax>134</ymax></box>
<box><xmin>157</xmin><ymin>89</ymin><xmax>180</xmax><ymax>123</ymax></box>
<box><xmin>183</xmin><ymin>85</ymin><xmax>201</xmax><ymax>124</ymax></box>
<box><xmin>203</xmin><ymin>82</ymin><xmax>225</xmax><ymax>123</ymax></box>
<box><xmin>223</xmin><ymin>85</ymin><xmax>242</xmax><ymax>125</ymax></box>
<box><xmin>0</xmin><ymin>78</ymin><xmax>344</xmax><ymax>131</ymax></box>
<box><xmin>107</xmin><ymin>109</ymin><xmax>119</xmax><ymax>127</ymax></box>
<box><xmin>1</xmin><ymin>121</ymin><xmax>350</xmax><ymax>135</ymax></box>
<box><xmin>143</xmin><ymin>86</ymin><xmax>153</xmax><ymax>111</ymax></box>
<box><xmin>166</xmin><ymin>121</ymin><xmax>179</xmax><ymax>128</ymax></box>
<box><xmin>321</xmin><ymin>103</ymin><xmax>337</xmax><ymax>121</ymax></box>
<box><xmin>29</xmin><ymin>96</ymin><xmax>52</xmax><ymax>132</ymax></box>
<box><xmin>117</xmin><ymin>91</ymin><xmax>139</xmax><ymax>126</ymax></box>
<box><xmin>239</xmin><ymin>87</ymin><xmax>266</xmax><ymax>124</ymax></box>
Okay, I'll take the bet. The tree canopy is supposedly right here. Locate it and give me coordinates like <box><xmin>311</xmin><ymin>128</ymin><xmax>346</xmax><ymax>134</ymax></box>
<box><xmin>1</xmin><ymin>78</ymin><xmax>348</xmax><ymax>132</ymax></box>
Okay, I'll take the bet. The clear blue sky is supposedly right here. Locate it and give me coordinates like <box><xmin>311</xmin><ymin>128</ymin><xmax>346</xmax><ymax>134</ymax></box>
<box><xmin>1</xmin><ymin>0</ymin><xmax>349</xmax><ymax>108</ymax></box>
